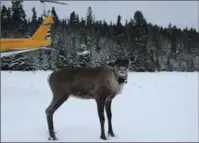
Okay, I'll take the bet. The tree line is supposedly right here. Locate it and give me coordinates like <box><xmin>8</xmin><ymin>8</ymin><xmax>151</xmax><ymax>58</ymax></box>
<box><xmin>1</xmin><ymin>1</ymin><xmax>199</xmax><ymax>71</ymax></box>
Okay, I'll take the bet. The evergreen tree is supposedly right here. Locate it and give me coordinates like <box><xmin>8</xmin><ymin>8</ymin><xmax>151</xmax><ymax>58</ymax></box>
<box><xmin>115</xmin><ymin>15</ymin><xmax>123</xmax><ymax>35</ymax></box>
<box><xmin>1</xmin><ymin>5</ymin><xmax>8</xmax><ymax>25</ymax></box>
<box><xmin>31</xmin><ymin>7</ymin><xmax>37</xmax><ymax>23</ymax></box>
<box><xmin>86</xmin><ymin>6</ymin><xmax>94</xmax><ymax>27</ymax></box>
<box><xmin>80</xmin><ymin>17</ymin><xmax>86</xmax><ymax>28</ymax></box>
<box><xmin>1</xmin><ymin>5</ymin><xmax>12</xmax><ymax>37</ymax></box>
<box><xmin>51</xmin><ymin>7</ymin><xmax>59</xmax><ymax>25</ymax></box>
<box><xmin>38</xmin><ymin>16</ymin><xmax>43</xmax><ymax>24</ymax></box>
<box><xmin>76</xmin><ymin>13</ymin><xmax>80</xmax><ymax>24</ymax></box>
<box><xmin>29</xmin><ymin>7</ymin><xmax>38</xmax><ymax>35</ymax></box>
<box><xmin>11</xmin><ymin>1</ymin><xmax>27</xmax><ymax>36</ymax></box>
<box><xmin>133</xmin><ymin>10</ymin><xmax>149</xmax><ymax>71</ymax></box>
<box><xmin>114</xmin><ymin>15</ymin><xmax>125</xmax><ymax>45</ymax></box>
<box><xmin>69</xmin><ymin>11</ymin><xmax>77</xmax><ymax>29</ymax></box>
<box><xmin>102</xmin><ymin>20</ymin><xmax>109</xmax><ymax>37</ymax></box>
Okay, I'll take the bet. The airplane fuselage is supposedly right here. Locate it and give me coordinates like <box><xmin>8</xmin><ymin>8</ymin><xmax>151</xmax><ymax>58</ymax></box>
<box><xmin>0</xmin><ymin>15</ymin><xmax>54</xmax><ymax>57</ymax></box>
<box><xmin>1</xmin><ymin>38</ymin><xmax>51</xmax><ymax>52</ymax></box>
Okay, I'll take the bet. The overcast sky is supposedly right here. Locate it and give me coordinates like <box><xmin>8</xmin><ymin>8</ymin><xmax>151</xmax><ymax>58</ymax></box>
<box><xmin>2</xmin><ymin>1</ymin><xmax>199</xmax><ymax>31</ymax></box>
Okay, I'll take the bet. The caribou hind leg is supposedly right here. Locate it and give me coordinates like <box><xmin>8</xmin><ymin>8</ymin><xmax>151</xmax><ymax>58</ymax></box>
<box><xmin>105</xmin><ymin>99</ymin><xmax>115</xmax><ymax>137</ymax></box>
<box><xmin>45</xmin><ymin>94</ymin><xmax>69</xmax><ymax>140</ymax></box>
<box><xmin>96</xmin><ymin>98</ymin><xmax>107</xmax><ymax>140</ymax></box>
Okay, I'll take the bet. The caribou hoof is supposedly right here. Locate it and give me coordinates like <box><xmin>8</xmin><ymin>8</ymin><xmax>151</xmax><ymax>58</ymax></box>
<box><xmin>108</xmin><ymin>131</ymin><xmax>115</xmax><ymax>137</ymax></box>
<box><xmin>48</xmin><ymin>136</ymin><xmax>58</xmax><ymax>141</ymax></box>
<box><xmin>100</xmin><ymin>135</ymin><xmax>107</xmax><ymax>140</ymax></box>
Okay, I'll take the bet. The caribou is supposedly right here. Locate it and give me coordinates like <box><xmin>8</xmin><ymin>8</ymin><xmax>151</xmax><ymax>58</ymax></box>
<box><xmin>45</xmin><ymin>58</ymin><xmax>130</xmax><ymax>140</ymax></box>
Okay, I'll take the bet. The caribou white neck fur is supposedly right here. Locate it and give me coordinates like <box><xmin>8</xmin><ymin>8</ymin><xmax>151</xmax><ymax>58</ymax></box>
<box><xmin>114</xmin><ymin>65</ymin><xmax>129</xmax><ymax>81</ymax></box>
<box><xmin>113</xmin><ymin>65</ymin><xmax>129</xmax><ymax>94</ymax></box>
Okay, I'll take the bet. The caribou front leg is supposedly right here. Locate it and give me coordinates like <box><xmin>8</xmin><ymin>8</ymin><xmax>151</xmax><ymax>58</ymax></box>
<box><xmin>105</xmin><ymin>99</ymin><xmax>115</xmax><ymax>137</ymax></box>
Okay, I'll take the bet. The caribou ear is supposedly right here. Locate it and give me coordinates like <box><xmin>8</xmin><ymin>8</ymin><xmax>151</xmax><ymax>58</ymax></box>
<box><xmin>125</xmin><ymin>59</ymin><xmax>130</xmax><ymax>65</ymax></box>
<box><xmin>114</xmin><ymin>59</ymin><xmax>121</xmax><ymax>65</ymax></box>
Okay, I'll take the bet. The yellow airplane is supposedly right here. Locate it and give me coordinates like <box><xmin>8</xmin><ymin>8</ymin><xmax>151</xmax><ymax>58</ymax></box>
<box><xmin>0</xmin><ymin>0</ymin><xmax>69</xmax><ymax>58</ymax></box>
<box><xmin>0</xmin><ymin>14</ymin><xmax>54</xmax><ymax>58</ymax></box>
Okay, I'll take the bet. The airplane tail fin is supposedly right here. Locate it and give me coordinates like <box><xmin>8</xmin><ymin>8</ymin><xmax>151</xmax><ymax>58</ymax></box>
<box><xmin>31</xmin><ymin>15</ymin><xmax>54</xmax><ymax>41</ymax></box>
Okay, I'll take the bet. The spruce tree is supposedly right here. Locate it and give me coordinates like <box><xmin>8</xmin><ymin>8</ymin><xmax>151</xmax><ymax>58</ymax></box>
<box><xmin>86</xmin><ymin>6</ymin><xmax>94</xmax><ymax>27</ymax></box>
<box><xmin>1</xmin><ymin>5</ymin><xmax>11</xmax><ymax>36</ymax></box>
<box><xmin>29</xmin><ymin>7</ymin><xmax>38</xmax><ymax>35</ymax></box>
<box><xmin>133</xmin><ymin>10</ymin><xmax>149</xmax><ymax>71</ymax></box>
<box><xmin>51</xmin><ymin>7</ymin><xmax>59</xmax><ymax>26</ymax></box>
<box><xmin>11</xmin><ymin>1</ymin><xmax>27</xmax><ymax>36</ymax></box>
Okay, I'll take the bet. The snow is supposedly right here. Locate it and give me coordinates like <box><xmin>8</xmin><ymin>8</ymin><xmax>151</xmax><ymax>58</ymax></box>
<box><xmin>1</xmin><ymin>71</ymin><xmax>198</xmax><ymax>142</ymax></box>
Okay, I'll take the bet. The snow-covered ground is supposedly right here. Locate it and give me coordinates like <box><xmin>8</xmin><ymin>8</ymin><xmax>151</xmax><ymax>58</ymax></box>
<box><xmin>1</xmin><ymin>71</ymin><xmax>198</xmax><ymax>142</ymax></box>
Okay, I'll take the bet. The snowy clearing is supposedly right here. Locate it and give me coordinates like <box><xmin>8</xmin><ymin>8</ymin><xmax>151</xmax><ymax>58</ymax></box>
<box><xmin>1</xmin><ymin>71</ymin><xmax>198</xmax><ymax>142</ymax></box>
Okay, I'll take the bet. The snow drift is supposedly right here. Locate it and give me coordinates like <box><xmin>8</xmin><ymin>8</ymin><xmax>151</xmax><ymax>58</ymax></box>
<box><xmin>1</xmin><ymin>71</ymin><xmax>198</xmax><ymax>142</ymax></box>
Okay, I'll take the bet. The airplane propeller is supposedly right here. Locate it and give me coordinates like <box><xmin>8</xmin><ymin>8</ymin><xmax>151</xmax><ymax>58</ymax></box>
<box><xmin>40</xmin><ymin>0</ymin><xmax>69</xmax><ymax>6</ymax></box>
<box><xmin>40</xmin><ymin>0</ymin><xmax>69</xmax><ymax>17</ymax></box>
<box><xmin>9</xmin><ymin>0</ymin><xmax>69</xmax><ymax>5</ymax></box>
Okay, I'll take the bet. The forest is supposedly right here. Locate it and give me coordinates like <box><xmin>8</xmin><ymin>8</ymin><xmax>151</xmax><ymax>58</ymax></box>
<box><xmin>1</xmin><ymin>1</ymin><xmax>199</xmax><ymax>72</ymax></box>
